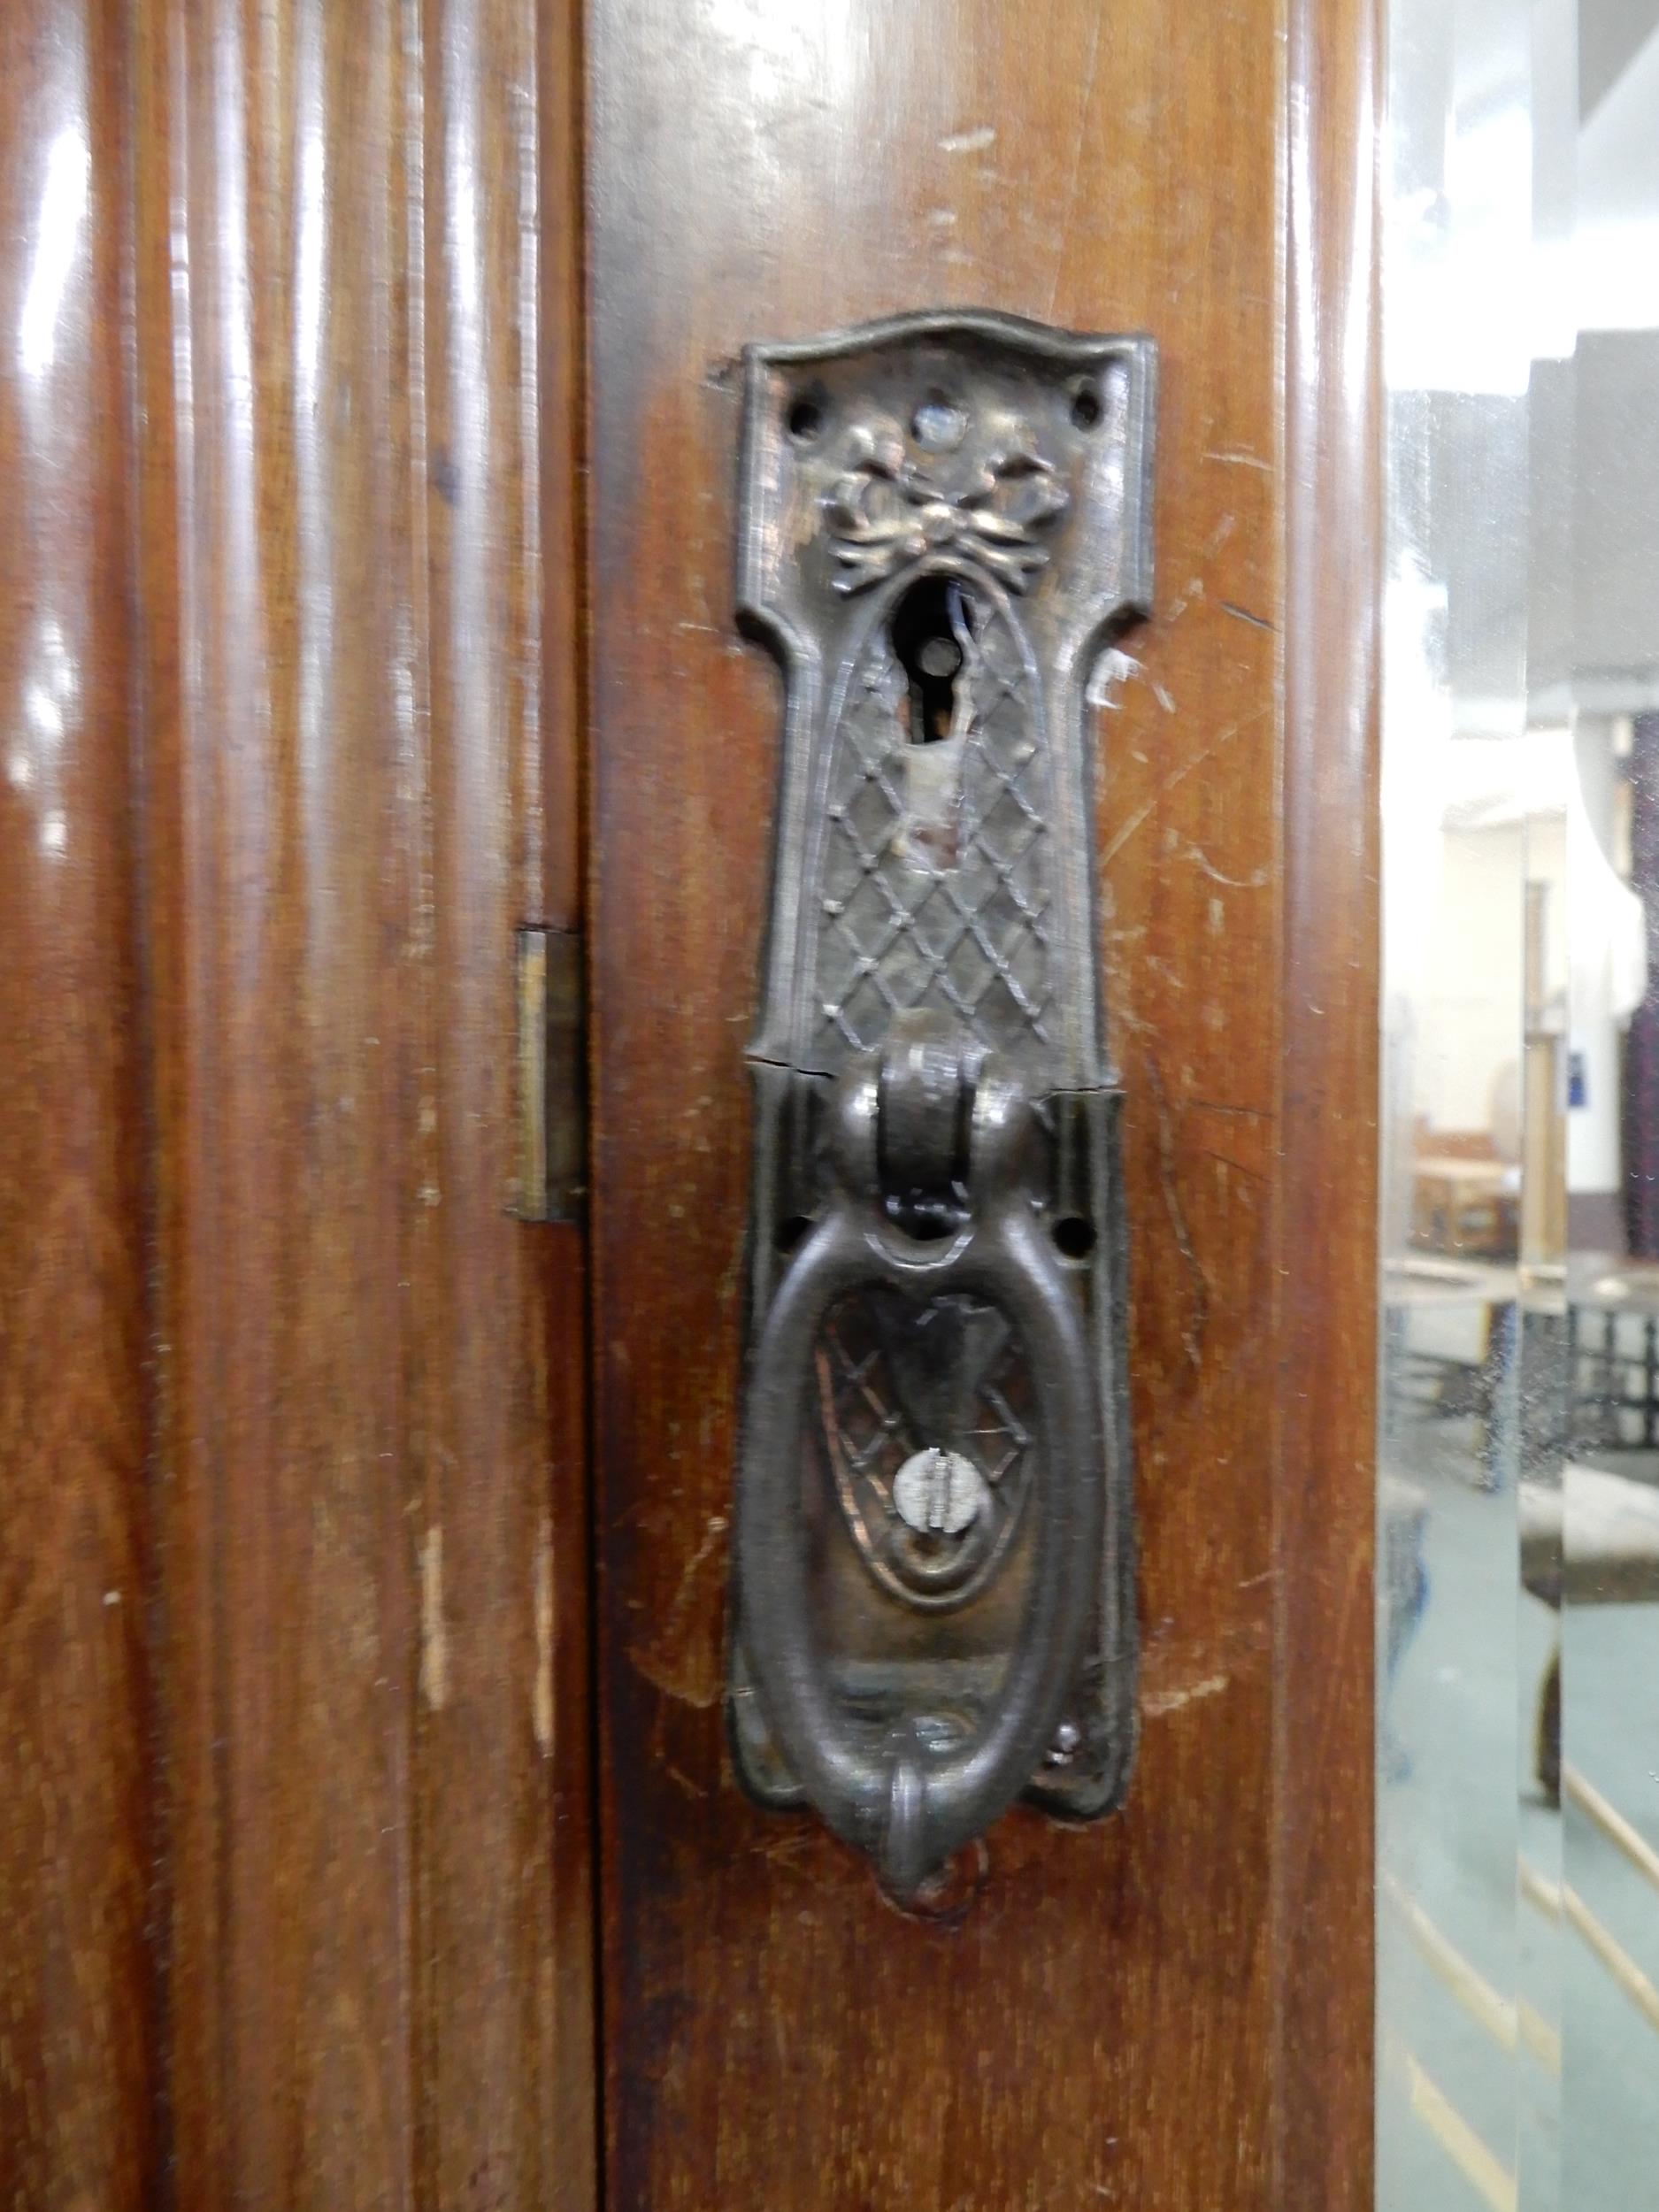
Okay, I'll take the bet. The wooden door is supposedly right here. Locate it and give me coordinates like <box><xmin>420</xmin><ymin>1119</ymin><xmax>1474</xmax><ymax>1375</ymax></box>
<box><xmin>0</xmin><ymin>2</ymin><xmax>1376</xmax><ymax>2208</ymax></box>
<box><xmin>585</xmin><ymin>4</ymin><xmax>1378</xmax><ymax>2207</ymax></box>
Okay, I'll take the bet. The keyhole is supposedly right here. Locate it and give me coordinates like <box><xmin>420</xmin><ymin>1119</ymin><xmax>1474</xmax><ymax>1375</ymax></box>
<box><xmin>889</xmin><ymin>576</ymin><xmax>979</xmax><ymax>871</ymax></box>
<box><xmin>891</xmin><ymin>576</ymin><xmax>975</xmax><ymax>745</ymax></box>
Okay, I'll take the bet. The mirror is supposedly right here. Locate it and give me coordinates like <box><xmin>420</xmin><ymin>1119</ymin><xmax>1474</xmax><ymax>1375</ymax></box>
<box><xmin>1378</xmin><ymin>2</ymin><xmax>1659</xmax><ymax>2205</ymax></box>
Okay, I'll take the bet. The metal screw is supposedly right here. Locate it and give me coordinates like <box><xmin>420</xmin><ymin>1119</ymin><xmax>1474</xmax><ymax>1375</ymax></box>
<box><xmin>892</xmin><ymin>1447</ymin><xmax>985</xmax><ymax>1537</ymax></box>
<box><xmin>1046</xmin><ymin>1720</ymin><xmax>1082</xmax><ymax>1768</ymax></box>
<box><xmin>911</xmin><ymin>396</ymin><xmax>968</xmax><ymax>453</ymax></box>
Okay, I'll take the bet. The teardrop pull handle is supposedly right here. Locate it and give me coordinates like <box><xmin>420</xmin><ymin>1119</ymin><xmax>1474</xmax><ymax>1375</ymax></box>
<box><xmin>735</xmin><ymin>1023</ymin><xmax>1103</xmax><ymax>1899</ymax></box>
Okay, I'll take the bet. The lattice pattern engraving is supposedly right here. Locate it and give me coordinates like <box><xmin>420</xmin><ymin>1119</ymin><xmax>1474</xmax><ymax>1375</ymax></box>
<box><xmin>811</xmin><ymin>595</ymin><xmax>1052</xmax><ymax>1061</ymax></box>
<box><xmin>816</xmin><ymin>1287</ymin><xmax>1033</xmax><ymax>1609</ymax></box>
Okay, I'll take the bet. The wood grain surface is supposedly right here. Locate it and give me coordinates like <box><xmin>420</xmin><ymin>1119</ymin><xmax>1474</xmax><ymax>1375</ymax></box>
<box><xmin>1275</xmin><ymin>0</ymin><xmax>1380</xmax><ymax>2202</ymax></box>
<box><xmin>587</xmin><ymin>3</ymin><xmax>1376</xmax><ymax>2207</ymax></box>
<box><xmin>0</xmin><ymin>0</ymin><xmax>1379</xmax><ymax>2198</ymax></box>
<box><xmin>0</xmin><ymin>6</ymin><xmax>156</xmax><ymax>2204</ymax></box>
<box><xmin>129</xmin><ymin>0</ymin><xmax>593</xmax><ymax>2203</ymax></box>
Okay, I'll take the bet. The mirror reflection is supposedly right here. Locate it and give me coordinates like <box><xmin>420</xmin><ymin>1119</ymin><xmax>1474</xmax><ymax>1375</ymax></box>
<box><xmin>1378</xmin><ymin>2</ymin><xmax>1659</xmax><ymax>2206</ymax></box>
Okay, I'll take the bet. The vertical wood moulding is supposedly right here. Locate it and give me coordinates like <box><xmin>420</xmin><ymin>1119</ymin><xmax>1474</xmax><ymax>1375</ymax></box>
<box><xmin>1274</xmin><ymin>0</ymin><xmax>1382</xmax><ymax>2200</ymax></box>
<box><xmin>540</xmin><ymin>0</ymin><xmax>587</xmax><ymax>939</ymax></box>
<box><xmin>0</xmin><ymin>3</ymin><xmax>155</xmax><ymax>2204</ymax></box>
<box><xmin>137</xmin><ymin>0</ymin><xmax>424</xmax><ymax>2195</ymax></box>
<box><xmin>412</xmin><ymin>0</ymin><xmax>594</xmax><ymax>2201</ymax></box>
<box><xmin>131</xmin><ymin>0</ymin><xmax>595</xmax><ymax>2202</ymax></box>
<box><xmin>535</xmin><ymin>5</ymin><xmax>599</xmax><ymax>2197</ymax></box>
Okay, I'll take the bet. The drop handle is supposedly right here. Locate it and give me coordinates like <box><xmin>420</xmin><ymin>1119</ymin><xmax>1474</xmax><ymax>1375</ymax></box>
<box><xmin>737</xmin><ymin>1019</ymin><xmax>1104</xmax><ymax>1899</ymax></box>
<box><xmin>726</xmin><ymin>309</ymin><xmax>1154</xmax><ymax>1894</ymax></box>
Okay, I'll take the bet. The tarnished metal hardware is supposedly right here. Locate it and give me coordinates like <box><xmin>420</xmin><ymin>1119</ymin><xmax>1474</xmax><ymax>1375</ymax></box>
<box><xmin>514</xmin><ymin>926</ymin><xmax>587</xmax><ymax>1224</ymax></box>
<box><xmin>728</xmin><ymin>309</ymin><xmax>1155</xmax><ymax>1900</ymax></box>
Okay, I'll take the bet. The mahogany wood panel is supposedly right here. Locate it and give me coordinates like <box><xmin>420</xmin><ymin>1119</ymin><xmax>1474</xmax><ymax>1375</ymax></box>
<box><xmin>1274</xmin><ymin>1</ymin><xmax>1380</xmax><ymax>2203</ymax></box>
<box><xmin>130</xmin><ymin>1</ymin><xmax>593</xmax><ymax>2203</ymax></box>
<box><xmin>587</xmin><ymin>3</ymin><xmax>1375</xmax><ymax>2207</ymax></box>
<box><xmin>0</xmin><ymin>7</ymin><xmax>155</xmax><ymax>2204</ymax></box>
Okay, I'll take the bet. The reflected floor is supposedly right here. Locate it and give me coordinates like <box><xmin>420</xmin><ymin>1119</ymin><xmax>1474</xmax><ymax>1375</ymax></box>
<box><xmin>1379</xmin><ymin>1406</ymin><xmax>1659</xmax><ymax>2209</ymax></box>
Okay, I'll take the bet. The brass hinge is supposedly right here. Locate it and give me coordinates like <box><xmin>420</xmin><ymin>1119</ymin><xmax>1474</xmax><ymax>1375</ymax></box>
<box><xmin>514</xmin><ymin>926</ymin><xmax>587</xmax><ymax>1223</ymax></box>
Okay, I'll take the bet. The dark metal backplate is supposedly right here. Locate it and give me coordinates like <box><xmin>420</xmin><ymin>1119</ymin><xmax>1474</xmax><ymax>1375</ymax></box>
<box><xmin>727</xmin><ymin>310</ymin><xmax>1154</xmax><ymax>1839</ymax></box>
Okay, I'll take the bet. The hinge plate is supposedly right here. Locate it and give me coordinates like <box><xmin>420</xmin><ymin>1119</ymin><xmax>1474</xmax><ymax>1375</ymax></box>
<box><xmin>515</xmin><ymin>926</ymin><xmax>587</xmax><ymax>1224</ymax></box>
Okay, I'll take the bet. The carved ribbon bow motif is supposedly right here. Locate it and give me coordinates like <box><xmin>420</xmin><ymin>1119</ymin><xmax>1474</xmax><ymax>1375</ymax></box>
<box><xmin>823</xmin><ymin>428</ymin><xmax>1070</xmax><ymax>596</ymax></box>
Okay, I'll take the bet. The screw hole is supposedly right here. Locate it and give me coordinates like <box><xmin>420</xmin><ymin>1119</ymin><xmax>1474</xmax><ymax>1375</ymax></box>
<box><xmin>785</xmin><ymin>392</ymin><xmax>824</xmax><ymax>442</ymax></box>
<box><xmin>911</xmin><ymin>392</ymin><xmax>967</xmax><ymax>452</ymax></box>
<box><xmin>1070</xmin><ymin>381</ymin><xmax>1102</xmax><ymax>431</ymax></box>
<box><xmin>775</xmin><ymin>1214</ymin><xmax>814</xmax><ymax>1255</ymax></box>
<box><xmin>1053</xmin><ymin>1215</ymin><xmax>1096</xmax><ymax>1261</ymax></box>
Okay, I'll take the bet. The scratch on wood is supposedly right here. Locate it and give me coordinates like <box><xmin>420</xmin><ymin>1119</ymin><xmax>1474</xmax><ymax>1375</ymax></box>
<box><xmin>1141</xmin><ymin>1612</ymin><xmax>1270</xmax><ymax>1713</ymax></box>
<box><xmin>1194</xmin><ymin>1145</ymin><xmax>1270</xmax><ymax>1189</ymax></box>
<box><xmin>665</xmin><ymin>1512</ymin><xmax>728</xmax><ymax>1633</ymax></box>
<box><xmin>1203</xmin><ymin>447</ymin><xmax>1271</xmax><ymax>471</ymax></box>
<box><xmin>533</xmin><ymin>1516</ymin><xmax>555</xmax><ymax>1755</ymax></box>
<box><xmin>1144</xmin><ymin>1056</ymin><xmax>1208</xmax><ymax>1374</ymax></box>
<box><xmin>939</xmin><ymin>123</ymin><xmax>995</xmax><ymax>154</ymax></box>
<box><xmin>1167</xmin><ymin>830</ymin><xmax>1270</xmax><ymax>889</ymax></box>
<box><xmin>1218</xmin><ymin>600</ymin><xmax>1274</xmax><ymax>632</ymax></box>
<box><xmin>419</xmin><ymin>1525</ymin><xmax>448</xmax><ymax>1711</ymax></box>
<box><xmin>1163</xmin><ymin>575</ymin><xmax>1204</xmax><ymax>626</ymax></box>
<box><xmin>751</xmin><ymin>1824</ymin><xmax>817</xmax><ymax>1878</ymax></box>
<box><xmin>1100</xmin><ymin>706</ymin><xmax>1266</xmax><ymax>868</ymax></box>
<box><xmin>1143</xmin><ymin>1671</ymin><xmax>1231</xmax><ymax>1717</ymax></box>
<box><xmin>1045</xmin><ymin>7</ymin><xmax>1102</xmax><ymax>316</ymax></box>
<box><xmin>1089</xmin><ymin>645</ymin><xmax>1173</xmax><ymax>715</ymax></box>
<box><xmin>628</xmin><ymin>1512</ymin><xmax>729</xmax><ymax>1709</ymax></box>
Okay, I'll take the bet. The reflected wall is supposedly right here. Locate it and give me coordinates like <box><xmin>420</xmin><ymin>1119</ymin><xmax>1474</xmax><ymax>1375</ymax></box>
<box><xmin>1378</xmin><ymin>4</ymin><xmax>1659</xmax><ymax>2207</ymax></box>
